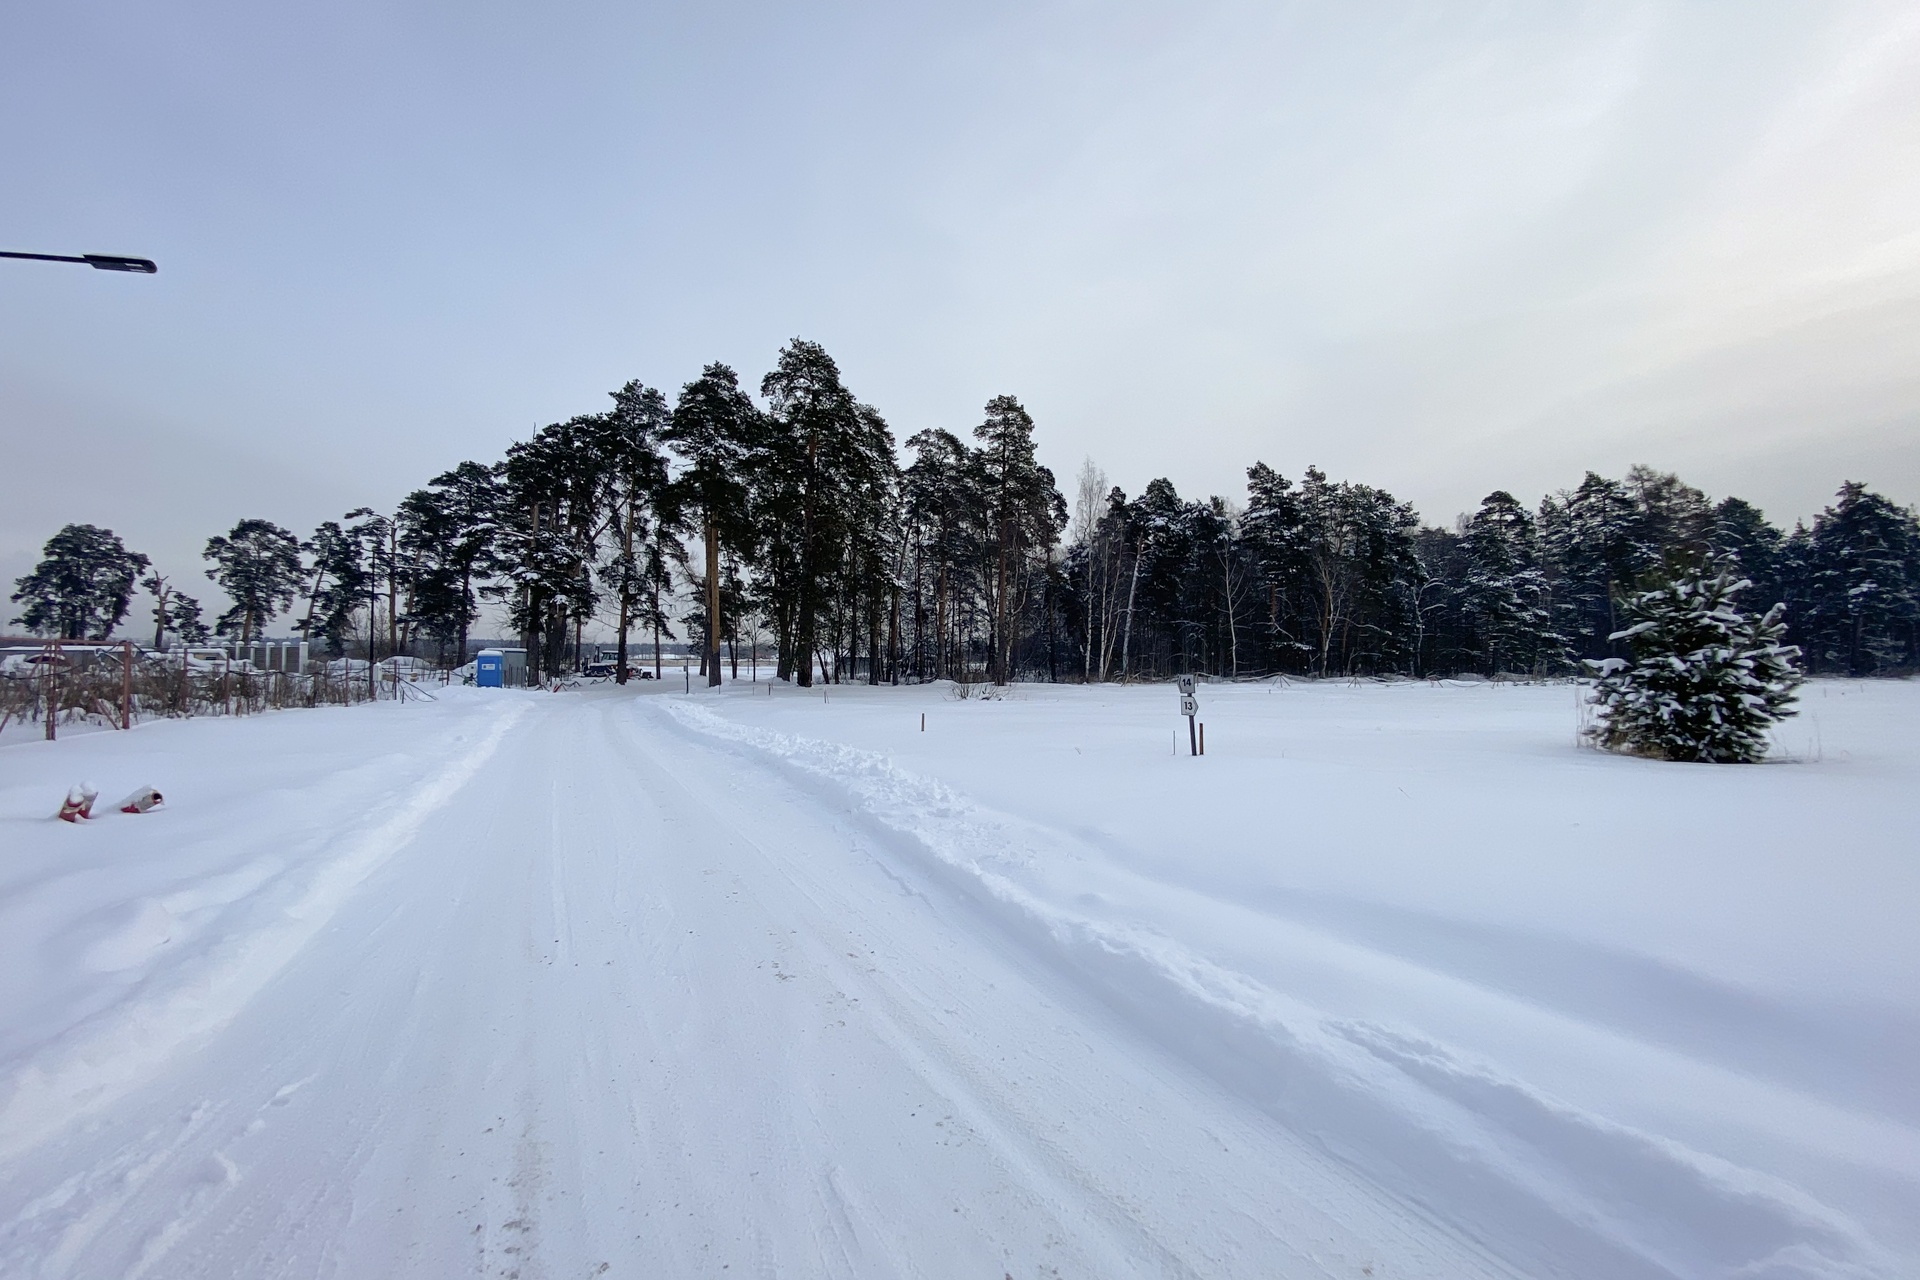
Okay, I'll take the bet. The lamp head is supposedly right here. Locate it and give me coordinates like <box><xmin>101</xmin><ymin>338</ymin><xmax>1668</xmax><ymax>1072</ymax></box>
<box><xmin>83</xmin><ymin>255</ymin><xmax>158</xmax><ymax>274</ymax></box>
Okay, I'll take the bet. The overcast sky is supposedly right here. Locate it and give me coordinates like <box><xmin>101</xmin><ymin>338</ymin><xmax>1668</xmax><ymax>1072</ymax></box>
<box><xmin>4</xmin><ymin>1</ymin><xmax>1917</xmax><ymax>635</ymax></box>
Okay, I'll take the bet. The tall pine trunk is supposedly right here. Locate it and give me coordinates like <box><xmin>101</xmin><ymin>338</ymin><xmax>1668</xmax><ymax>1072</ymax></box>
<box><xmin>1120</xmin><ymin>541</ymin><xmax>1141</xmax><ymax>681</ymax></box>
<box><xmin>796</xmin><ymin>474</ymin><xmax>817</xmax><ymax>687</ymax></box>
<box><xmin>615</xmin><ymin>600</ymin><xmax>630</xmax><ymax>684</ymax></box>
<box><xmin>990</xmin><ymin>530</ymin><xmax>1010</xmax><ymax>685</ymax></box>
<box><xmin>1084</xmin><ymin>554</ymin><xmax>1095</xmax><ymax>682</ymax></box>
<box><xmin>706</xmin><ymin>516</ymin><xmax>723</xmax><ymax>687</ymax></box>
<box><xmin>615</xmin><ymin>505</ymin><xmax>634</xmax><ymax>685</ymax></box>
<box><xmin>888</xmin><ymin>586</ymin><xmax>900</xmax><ymax>685</ymax></box>
<box><xmin>935</xmin><ymin>564</ymin><xmax>948</xmax><ymax>680</ymax></box>
<box><xmin>458</xmin><ymin>568</ymin><xmax>473</xmax><ymax>671</ymax></box>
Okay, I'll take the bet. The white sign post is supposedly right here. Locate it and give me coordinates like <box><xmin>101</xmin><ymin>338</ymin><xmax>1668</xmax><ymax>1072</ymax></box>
<box><xmin>1176</xmin><ymin>676</ymin><xmax>1198</xmax><ymax>755</ymax></box>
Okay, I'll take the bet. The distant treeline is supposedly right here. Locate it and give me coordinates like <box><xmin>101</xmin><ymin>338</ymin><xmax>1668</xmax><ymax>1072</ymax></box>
<box><xmin>11</xmin><ymin>338</ymin><xmax>1920</xmax><ymax>683</ymax></box>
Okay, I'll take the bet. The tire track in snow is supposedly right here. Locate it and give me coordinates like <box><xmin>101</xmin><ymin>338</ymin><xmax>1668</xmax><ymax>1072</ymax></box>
<box><xmin>659</xmin><ymin>699</ymin><xmax>1897</xmax><ymax>1280</ymax></box>
<box><xmin>0</xmin><ymin>702</ymin><xmax>529</xmax><ymax>1164</ymax></box>
<box><xmin>614</xmin><ymin>703</ymin><xmax>1223</xmax><ymax>1280</ymax></box>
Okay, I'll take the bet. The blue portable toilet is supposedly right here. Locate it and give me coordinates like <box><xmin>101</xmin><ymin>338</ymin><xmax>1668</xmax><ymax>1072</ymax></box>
<box><xmin>475</xmin><ymin>649</ymin><xmax>505</xmax><ymax>688</ymax></box>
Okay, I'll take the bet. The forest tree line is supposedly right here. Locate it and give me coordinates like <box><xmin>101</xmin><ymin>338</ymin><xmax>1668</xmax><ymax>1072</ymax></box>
<box><xmin>12</xmin><ymin>337</ymin><xmax>1920</xmax><ymax>683</ymax></box>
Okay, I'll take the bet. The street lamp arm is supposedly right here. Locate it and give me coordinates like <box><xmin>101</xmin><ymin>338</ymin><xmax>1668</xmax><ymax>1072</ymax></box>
<box><xmin>0</xmin><ymin>250</ymin><xmax>157</xmax><ymax>273</ymax></box>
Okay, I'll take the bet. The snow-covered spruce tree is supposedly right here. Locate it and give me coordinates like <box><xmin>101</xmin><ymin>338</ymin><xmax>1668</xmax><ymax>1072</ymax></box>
<box><xmin>1586</xmin><ymin>560</ymin><xmax>1803</xmax><ymax>763</ymax></box>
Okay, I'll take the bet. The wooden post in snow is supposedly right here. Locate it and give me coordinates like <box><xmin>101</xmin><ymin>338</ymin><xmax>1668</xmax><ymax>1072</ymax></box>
<box><xmin>43</xmin><ymin>642</ymin><xmax>57</xmax><ymax>741</ymax></box>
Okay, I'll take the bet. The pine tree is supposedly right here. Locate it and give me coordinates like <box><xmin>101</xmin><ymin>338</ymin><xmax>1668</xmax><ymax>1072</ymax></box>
<box><xmin>1122</xmin><ymin>478</ymin><xmax>1194</xmax><ymax>677</ymax></box>
<box><xmin>974</xmin><ymin>395</ymin><xmax>1062</xmax><ymax>685</ymax></box>
<box><xmin>595</xmin><ymin>383</ymin><xmax>671</xmax><ymax>683</ymax></box>
<box><xmin>666</xmin><ymin>365</ymin><xmax>759</xmax><ymax>687</ymax></box>
<box><xmin>1408</xmin><ymin>526</ymin><xmax>1465</xmax><ymax>676</ymax></box>
<box><xmin>1540</xmin><ymin>472</ymin><xmax>1642</xmax><ymax>659</ymax></box>
<box><xmin>10</xmin><ymin>524</ymin><xmax>150</xmax><ymax>639</ymax></box>
<box><xmin>202</xmin><ymin>519</ymin><xmax>304</xmax><ymax>643</ymax></box>
<box><xmin>398</xmin><ymin>461</ymin><xmax>503</xmax><ymax>665</ymax></box>
<box><xmin>902</xmin><ymin>428</ymin><xmax>979</xmax><ymax>681</ymax></box>
<box><xmin>1458</xmin><ymin>491</ymin><xmax>1562</xmax><ymax>675</ymax></box>
<box><xmin>758</xmin><ymin>339</ymin><xmax>884</xmax><ymax>686</ymax></box>
<box><xmin>1587</xmin><ymin>561</ymin><xmax>1803</xmax><ymax>763</ymax></box>
<box><xmin>1799</xmin><ymin>482</ymin><xmax>1920</xmax><ymax>674</ymax></box>
<box><xmin>304</xmin><ymin>519</ymin><xmax>369</xmax><ymax>655</ymax></box>
<box><xmin>492</xmin><ymin>419</ymin><xmax>604</xmax><ymax>680</ymax></box>
<box><xmin>1241</xmin><ymin>463</ymin><xmax>1312</xmax><ymax>673</ymax></box>
<box><xmin>834</xmin><ymin>402</ymin><xmax>903</xmax><ymax>685</ymax></box>
<box><xmin>1294</xmin><ymin>468</ymin><xmax>1418</xmax><ymax>676</ymax></box>
<box><xmin>1708</xmin><ymin>497</ymin><xmax>1783</xmax><ymax>605</ymax></box>
<box><xmin>342</xmin><ymin>508</ymin><xmax>405</xmax><ymax>662</ymax></box>
<box><xmin>1626</xmin><ymin>466</ymin><xmax>1714</xmax><ymax>566</ymax></box>
<box><xmin>1199</xmin><ymin>496</ymin><xmax>1255</xmax><ymax>678</ymax></box>
<box><xmin>170</xmin><ymin>594</ymin><xmax>211</xmax><ymax>645</ymax></box>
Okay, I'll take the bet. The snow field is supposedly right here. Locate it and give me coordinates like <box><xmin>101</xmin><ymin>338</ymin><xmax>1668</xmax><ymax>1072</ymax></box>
<box><xmin>666</xmin><ymin>677</ymin><xmax>1920</xmax><ymax>1278</ymax></box>
<box><xmin>0</xmin><ymin>677</ymin><xmax>1911</xmax><ymax>1278</ymax></box>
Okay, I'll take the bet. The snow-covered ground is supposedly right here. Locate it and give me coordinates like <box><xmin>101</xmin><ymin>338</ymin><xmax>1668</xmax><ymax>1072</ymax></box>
<box><xmin>0</xmin><ymin>677</ymin><xmax>1912</xmax><ymax>1278</ymax></box>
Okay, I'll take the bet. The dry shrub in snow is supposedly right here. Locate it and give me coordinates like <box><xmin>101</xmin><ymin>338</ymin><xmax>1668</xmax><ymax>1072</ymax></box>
<box><xmin>947</xmin><ymin>678</ymin><xmax>1010</xmax><ymax>701</ymax></box>
<box><xmin>1586</xmin><ymin>562</ymin><xmax>1803</xmax><ymax>763</ymax></box>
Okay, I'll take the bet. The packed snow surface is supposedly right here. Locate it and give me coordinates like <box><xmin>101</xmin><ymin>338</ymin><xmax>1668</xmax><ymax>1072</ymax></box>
<box><xmin>0</xmin><ymin>677</ymin><xmax>1913</xmax><ymax>1278</ymax></box>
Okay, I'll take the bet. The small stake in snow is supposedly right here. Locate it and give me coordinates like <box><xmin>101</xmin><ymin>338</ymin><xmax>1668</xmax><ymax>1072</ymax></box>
<box><xmin>921</xmin><ymin>712</ymin><xmax>925</xmax><ymax>732</ymax></box>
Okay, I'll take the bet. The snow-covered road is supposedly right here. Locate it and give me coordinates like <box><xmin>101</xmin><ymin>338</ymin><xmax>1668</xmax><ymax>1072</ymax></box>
<box><xmin>1</xmin><ymin>681</ymin><xmax>1912</xmax><ymax>1278</ymax></box>
<box><xmin>0</xmin><ymin>690</ymin><xmax>1510</xmax><ymax>1278</ymax></box>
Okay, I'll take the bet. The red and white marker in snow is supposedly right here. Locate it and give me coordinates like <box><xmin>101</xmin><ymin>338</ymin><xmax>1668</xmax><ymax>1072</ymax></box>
<box><xmin>118</xmin><ymin>785</ymin><xmax>164</xmax><ymax>814</ymax></box>
<box><xmin>57</xmin><ymin>783</ymin><xmax>98</xmax><ymax>823</ymax></box>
